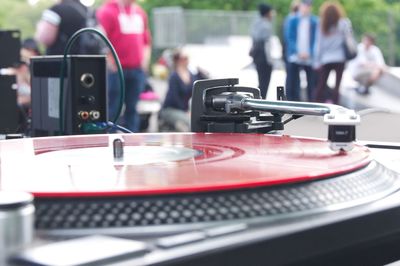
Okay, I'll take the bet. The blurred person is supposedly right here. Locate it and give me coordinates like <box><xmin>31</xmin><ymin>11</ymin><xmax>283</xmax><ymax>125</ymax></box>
<box><xmin>249</xmin><ymin>3</ymin><xmax>274</xmax><ymax>99</ymax></box>
<box><xmin>314</xmin><ymin>1</ymin><xmax>352</xmax><ymax>104</ymax></box>
<box><xmin>97</xmin><ymin>0</ymin><xmax>151</xmax><ymax>132</ymax></box>
<box><xmin>350</xmin><ymin>34</ymin><xmax>386</xmax><ymax>95</ymax></box>
<box><xmin>13</xmin><ymin>38</ymin><xmax>41</xmax><ymax>133</ymax></box>
<box><xmin>20</xmin><ymin>38</ymin><xmax>41</xmax><ymax>65</ymax></box>
<box><xmin>14</xmin><ymin>63</ymin><xmax>31</xmax><ymax>109</ymax></box>
<box><xmin>35</xmin><ymin>0</ymin><xmax>87</xmax><ymax>55</ymax></box>
<box><xmin>159</xmin><ymin>49</ymin><xmax>195</xmax><ymax>132</ymax></box>
<box><xmin>282</xmin><ymin>0</ymin><xmax>300</xmax><ymax>67</ymax></box>
<box><xmin>284</xmin><ymin>0</ymin><xmax>318</xmax><ymax>101</ymax></box>
<box><xmin>152</xmin><ymin>49</ymin><xmax>174</xmax><ymax>80</ymax></box>
<box><xmin>15</xmin><ymin>38</ymin><xmax>41</xmax><ymax>108</ymax></box>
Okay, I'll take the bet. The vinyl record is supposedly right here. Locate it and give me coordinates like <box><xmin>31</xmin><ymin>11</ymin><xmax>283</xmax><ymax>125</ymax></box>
<box><xmin>0</xmin><ymin>133</ymin><xmax>370</xmax><ymax>197</ymax></box>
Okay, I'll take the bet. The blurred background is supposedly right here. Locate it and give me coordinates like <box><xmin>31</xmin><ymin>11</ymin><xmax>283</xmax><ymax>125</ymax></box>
<box><xmin>1</xmin><ymin>0</ymin><xmax>400</xmax><ymax>140</ymax></box>
<box><xmin>2</xmin><ymin>0</ymin><xmax>400</xmax><ymax>65</ymax></box>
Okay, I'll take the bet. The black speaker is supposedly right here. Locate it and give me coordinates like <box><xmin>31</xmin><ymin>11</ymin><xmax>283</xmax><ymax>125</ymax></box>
<box><xmin>0</xmin><ymin>30</ymin><xmax>21</xmax><ymax>68</ymax></box>
<box><xmin>30</xmin><ymin>55</ymin><xmax>107</xmax><ymax>136</ymax></box>
<box><xmin>0</xmin><ymin>75</ymin><xmax>18</xmax><ymax>134</ymax></box>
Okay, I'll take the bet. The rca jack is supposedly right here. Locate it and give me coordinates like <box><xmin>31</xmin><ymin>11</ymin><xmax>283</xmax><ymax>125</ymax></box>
<box><xmin>78</xmin><ymin>111</ymin><xmax>90</xmax><ymax>120</ymax></box>
<box><xmin>90</xmin><ymin>110</ymin><xmax>101</xmax><ymax>120</ymax></box>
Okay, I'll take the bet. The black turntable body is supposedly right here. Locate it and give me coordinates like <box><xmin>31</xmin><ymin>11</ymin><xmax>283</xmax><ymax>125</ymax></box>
<box><xmin>2</xmin><ymin>78</ymin><xmax>400</xmax><ymax>266</ymax></box>
<box><xmin>26</xmin><ymin>152</ymin><xmax>400</xmax><ymax>266</ymax></box>
<box><xmin>32</xmin><ymin>150</ymin><xmax>400</xmax><ymax>266</ymax></box>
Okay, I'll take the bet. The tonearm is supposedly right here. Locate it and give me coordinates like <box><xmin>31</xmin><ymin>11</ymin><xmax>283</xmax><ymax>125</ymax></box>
<box><xmin>191</xmin><ymin>78</ymin><xmax>360</xmax><ymax>151</ymax></box>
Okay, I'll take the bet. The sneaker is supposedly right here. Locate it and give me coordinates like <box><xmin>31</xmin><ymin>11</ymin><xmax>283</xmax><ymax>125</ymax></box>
<box><xmin>355</xmin><ymin>86</ymin><xmax>370</xmax><ymax>95</ymax></box>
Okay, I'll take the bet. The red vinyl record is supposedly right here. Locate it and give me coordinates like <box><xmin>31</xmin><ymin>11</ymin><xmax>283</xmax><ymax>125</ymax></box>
<box><xmin>0</xmin><ymin>133</ymin><xmax>370</xmax><ymax>197</ymax></box>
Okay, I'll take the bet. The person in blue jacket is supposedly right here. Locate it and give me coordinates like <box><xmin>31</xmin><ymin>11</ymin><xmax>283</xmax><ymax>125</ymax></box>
<box><xmin>284</xmin><ymin>0</ymin><xmax>318</xmax><ymax>101</ymax></box>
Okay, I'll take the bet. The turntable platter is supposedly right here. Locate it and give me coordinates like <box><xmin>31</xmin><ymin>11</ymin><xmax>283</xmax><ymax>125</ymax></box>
<box><xmin>1</xmin><ymin>133</ymin><xmax>398</xmax><ymax>236</ymax></box>
<box><xmin>0</xmin><ymin>133</ymin><xmax>370</xmax><ymax>196</ymax></box>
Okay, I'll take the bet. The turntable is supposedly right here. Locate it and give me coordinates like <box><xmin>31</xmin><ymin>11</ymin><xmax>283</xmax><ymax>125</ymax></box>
<box><xmin>2</xmin><ymin>78</ymin><xmax>400</xmax><ymax>266</ymax></box>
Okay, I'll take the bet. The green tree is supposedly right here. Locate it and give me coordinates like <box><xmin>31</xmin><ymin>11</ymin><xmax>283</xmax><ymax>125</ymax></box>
<box><xmin>0</xmin><ymin>0</ymin><xmax>398</xmax><ymax>64</ymax></box>
<box><xmin>0</xmin><ymin>0</ymin><xmax>55</xmax><ymax>40</ymax></box>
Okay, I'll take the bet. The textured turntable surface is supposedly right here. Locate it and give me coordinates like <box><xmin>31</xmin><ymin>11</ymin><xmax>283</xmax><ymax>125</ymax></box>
<box><xmin>0</xmin><ymin>133</ymin><xmax>370</xmax><ymax>196</ymax></box>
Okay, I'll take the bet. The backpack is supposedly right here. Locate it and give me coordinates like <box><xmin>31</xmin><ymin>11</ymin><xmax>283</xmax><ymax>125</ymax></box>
<box><xmin>79</xmin><ymin>8</ymin><xmax>106</xmax><ymax>55</ymax></box>
<box><xmin>342</xmin><ymin>18</ymin><xmax>357</xmax><ymax>61</ymax></box>
<box><xmin>68</xmin><ymin>2</ymin><xmax>105</xmax><ymax>55</ymax></box>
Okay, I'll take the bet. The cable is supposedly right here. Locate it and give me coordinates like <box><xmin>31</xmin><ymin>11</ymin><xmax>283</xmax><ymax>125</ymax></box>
<box><xmin>80</xmin><ymin>121</ymin><xmax>133</xmax><ymax>134</ymax></box>
<box><xmin>106</xmin><ymin>122</ymin><xmax>133</xmax><ymax>133</ymax></box>
<box><xmin>59</xmin><ymin>27</ymin><xmax>125</xmax><ymax>134</ymax></box>
<box><xmin>283</xmin><ymin>114</ymin><xmax>303</xmax><ymax>125</ymax></box>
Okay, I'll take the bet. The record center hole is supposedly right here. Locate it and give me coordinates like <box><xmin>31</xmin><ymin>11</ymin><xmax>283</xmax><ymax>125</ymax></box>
<box><xmin>80</xmin><ymin>73</ymin><xmax>95</xmax><ymax>88</ymax></box>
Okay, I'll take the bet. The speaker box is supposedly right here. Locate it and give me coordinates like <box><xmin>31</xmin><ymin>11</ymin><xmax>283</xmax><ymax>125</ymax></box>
<box><xmin>0</xmin><ymin>30</ymin><xmax>21</xmax><ymax>68</ymax></box>
<box><xmin>0</xmin><ymin>76</ymin><xmax>18</xmax><ymax>134</ymax></box>
<box><xmin>30</xmin><ymin>55</ymin><xmax>107</xmax><ymax>136</ymax></box>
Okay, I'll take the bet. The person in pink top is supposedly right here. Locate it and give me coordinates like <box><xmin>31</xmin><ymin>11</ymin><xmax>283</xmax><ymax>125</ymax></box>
<box><xmin>97</xmin><ymin>0</ymin><xmax>151</xmax><ymax>132</ymax></box>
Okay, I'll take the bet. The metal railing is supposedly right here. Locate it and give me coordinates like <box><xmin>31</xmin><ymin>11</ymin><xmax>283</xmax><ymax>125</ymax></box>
<box><xmin>152</xmin><ymin>7</ymin><xmax>256</xmax><ymax>48</ymax></box>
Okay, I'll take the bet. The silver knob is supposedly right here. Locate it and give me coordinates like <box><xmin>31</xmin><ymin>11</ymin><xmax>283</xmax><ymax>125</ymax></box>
<box><xmin>0</xmin><ymin>191</ymin><xmax>34</xmax><ymax>263</ymax></box>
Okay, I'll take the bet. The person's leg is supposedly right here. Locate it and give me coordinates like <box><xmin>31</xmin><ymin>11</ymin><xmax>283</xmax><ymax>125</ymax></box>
<box><xmin>353</xmin><ymin>69</ymin><xmax>372</xmax><ymax>86</ymax></box>
<box><xmin>159</xmin><ymin>107</ymin><xmax>190</xmax><ymax>132</ymax></box>
<box><xmin>332</xmin><ymin>63</ymin><xmax>345</xmax><ymax>104</ymax></box>
<box><xmin>107</xmin><ymin>71</ymin><xmax>120</xmax><ymax>123</ymax></box>
<box><xmin>255</xmin><ymin>59</ymin><xmax>271</xmax><ymax>99</ymax></box>
<box><xmin>292</xmin><ymin>63</ymin><xmax>302</xmax><ymax>101</ymax></box>
<box><xmin>353</xmin><ymin>68</ymin><xmax>374</xmax><ymax>94</ymax></box>
<box><xmin>304</xmin><ymin>65</ymin><xmax>316</xmax><ymax>102</ymax></box>
<box><xmin>264</xmin><ymin>63</ymin><xmax>273</xmax><ymax>99</ymax></box>
<box><xmin>123</xmin><ymin>68</ymin><xmax>146</xmax><ymax>132</ymax></box>
<box><xmin>314</xmin><ymin>64</ymin><xmax>331</xmax><ymax>103</ymax></box>
<box><xmin>368</xmin><ymin>65</ymin><xmax>384</xmax><ymax>85</ymax></box>
<box><xmin>285</xmin><ymin>62</ymin><xmax>301</xmax><ymax>101</ymax></box>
